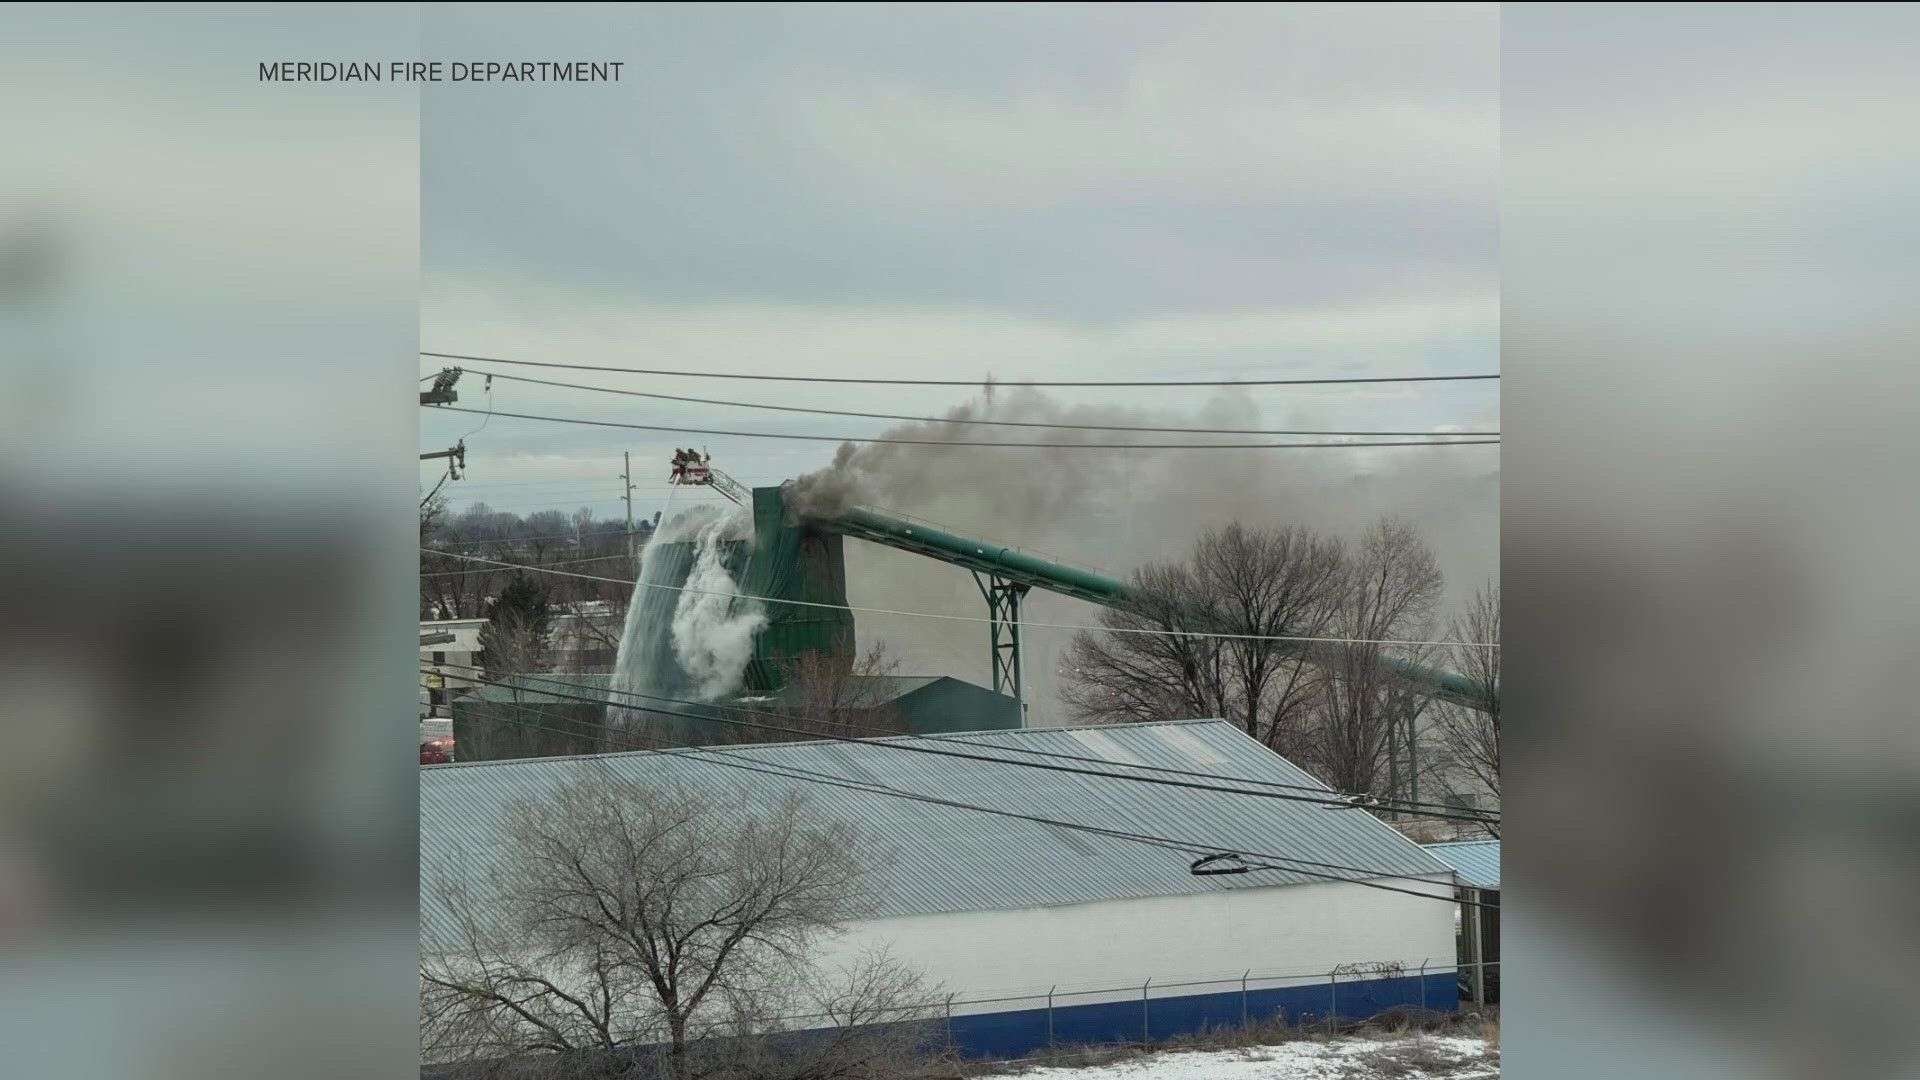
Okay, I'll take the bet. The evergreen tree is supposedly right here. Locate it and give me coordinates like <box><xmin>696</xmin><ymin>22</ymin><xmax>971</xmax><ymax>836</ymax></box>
<box><xmin>477</xmin><ymin>574</ymin><xmax>553</xmax><ymax>677</ymax></box>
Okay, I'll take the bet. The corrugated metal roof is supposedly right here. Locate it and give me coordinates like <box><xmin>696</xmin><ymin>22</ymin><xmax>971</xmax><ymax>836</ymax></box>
<box><xmin>421</xmin><ymin>719</ymin><xmax>1454</xmax><ymax>949</ymax></box>
<box><xmin>1421</xmin><ymin>840</ymin><xmax>1499</xmax><ymax>889</ymax></box>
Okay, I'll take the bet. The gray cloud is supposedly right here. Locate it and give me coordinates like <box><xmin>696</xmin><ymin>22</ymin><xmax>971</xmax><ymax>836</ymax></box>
<box><xmin>420</xmin><ymin>3</ymin><xmax>1500</xmax><ymax>718</ymax></box>
<box><xmin>423</xmin><ymin>5</ymin><xmax>1495</xmax><ymax>320</ymax></box>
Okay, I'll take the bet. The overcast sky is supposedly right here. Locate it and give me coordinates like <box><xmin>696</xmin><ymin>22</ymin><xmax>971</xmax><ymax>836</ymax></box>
<box><xmin>422</xmin><ymin>4</ymin><xmax>1497</xmax><ymax>501</ymax></box>
<box><xmin>419</xmin><ymin>4</ymin><xmax>1499</xmax><ymax>702</ymax></box>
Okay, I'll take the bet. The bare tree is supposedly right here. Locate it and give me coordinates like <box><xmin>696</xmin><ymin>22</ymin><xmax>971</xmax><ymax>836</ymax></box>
<box><xmin>1431</xmin><ymin>582</ymin><xmax>1499</xmax><ymax>834</ymax></box>
<box><xmin>699</xmin><ymin>948</ymin><xmax>944</xmax><ymax>1080</ymax></box>
<box><xmin>1294</xmin><ymin>518</ymin><xmax>1444</xmax><ymax>802</ymax></box>
<box><xmin>421</xmin><ymin>504</ymin><xmax>646</xmax><ymax>624</ymax></box>
<box><xmin>1059</xmin><ymin>561</ymin><xmax>1231</xmax><ymax>728</ymax></box>
<box><xmin>1059</xmin><ymin>524</ymin><xmax>1346</xmax><ymax>751</ymax></box>
<box><xmin>422</xmin><ymin>506</ymin><xmax>506</xmax><ymax>621</ymax></box>
<box><xmin>1194</xmin><ymin>524</ymin><xmax>1348</xmax><ymax>748</ymax></box>
<box><xmin>1059</xmin><ymin>517</ymin><xmax>1455</xmax><ymax>811</ymax></box>
<box><xmin>546</xmin><ymin>600</ymin><xmax>629</xmax><ymax>675</ymax></box>
<box><xmin>421</xmin><ymin>765</ymin><xmax>938</xmax><ymax>1080</ymax></box>
<box><xmin>747</xmin><ymin>642</ymin><xmax>912</xmax><ymax>742</ymax></box>
<box><xmin>423</xmin><ymin>490</ymin><xmax>450</xmax><ymax>541</ymax></box>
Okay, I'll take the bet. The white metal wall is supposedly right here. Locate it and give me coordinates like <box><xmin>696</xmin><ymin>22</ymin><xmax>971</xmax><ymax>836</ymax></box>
<box><xmin>819</xmin><ymin>874</ymin><xmax>1459</xmax><ymax>1014</ymax></box>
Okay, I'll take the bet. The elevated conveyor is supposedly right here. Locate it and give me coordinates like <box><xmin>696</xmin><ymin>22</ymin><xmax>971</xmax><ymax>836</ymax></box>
<box><xmin>802</xmin><ymin>494</ymin><xmax>1496</xmax><ymax>715</ymax></box>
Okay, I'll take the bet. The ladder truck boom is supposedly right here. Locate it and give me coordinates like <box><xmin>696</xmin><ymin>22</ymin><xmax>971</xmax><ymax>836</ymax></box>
<box><xmin>668</xmin><ymin>448</ymin><xmax>748</xmax><ymax>505</ymax></box>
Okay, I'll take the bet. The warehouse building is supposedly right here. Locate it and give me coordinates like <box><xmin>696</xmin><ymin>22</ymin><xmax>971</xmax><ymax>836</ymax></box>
<box><xmin>1422</xmin><ymin>839</ymin><xmax>1500</xmax><ymax>1006</ymax></box>
<box><xmin>447</xmin><ymin>673</ymin><xmax>617</xmax><ymax>760</ymax></box>
<box><xmin>747</xmin><ymin>673</ymin><xmax>1022</xmax><ymax>735</ymax></box>
<box><xmin>422</xmin><ymin>719</ymin><xmax>1462</xmax><ymax>1057</ymax></box>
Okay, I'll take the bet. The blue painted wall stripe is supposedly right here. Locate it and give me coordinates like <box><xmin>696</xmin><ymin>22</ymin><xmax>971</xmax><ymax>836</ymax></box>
<box><xmin>943</xmin><ymin>972</ymin><xmax>1457</xmax><ymax>1059</ymax></box>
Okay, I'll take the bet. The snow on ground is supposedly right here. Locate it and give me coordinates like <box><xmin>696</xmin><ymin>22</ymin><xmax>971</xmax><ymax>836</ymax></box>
<box><xmin>978</xmin><ymin>1035</ymin><xmax>1496</xmax><ymax>1080</ymax></box>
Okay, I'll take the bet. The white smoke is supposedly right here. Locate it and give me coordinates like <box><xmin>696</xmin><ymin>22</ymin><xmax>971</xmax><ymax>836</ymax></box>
<box><xmin>668</xmin><ymin>511</ymin><xmax>768</xmax><ymax>700</ymax></box>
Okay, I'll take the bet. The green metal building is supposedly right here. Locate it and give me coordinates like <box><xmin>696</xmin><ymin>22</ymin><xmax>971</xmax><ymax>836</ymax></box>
<box><xmin>448</xmin><ymin>673</ymin><xmax>617</xmax><ymax>761</ymax></box>
<box><xmin>450</xmin><ymin>672</ymin><xmax>1020</xmax><ymax>762</ymax></box>
<box><xmin>753</xmin><ymin>674</ymin><xmax>1021</xmax><ymax>735</ymax></box>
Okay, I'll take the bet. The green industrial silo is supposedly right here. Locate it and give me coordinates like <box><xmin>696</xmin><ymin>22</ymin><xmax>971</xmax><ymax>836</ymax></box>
<box><xmin>740</xmin><ymin>485</ymin><xmax>855</xmax><ymax>694</ymax></box>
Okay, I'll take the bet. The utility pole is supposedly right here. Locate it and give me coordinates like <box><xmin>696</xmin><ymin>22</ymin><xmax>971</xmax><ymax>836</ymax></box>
<box><xmin>420</xmin><ymin>439</ymin><xmax>465</xmax><ymax>470</ymax></box>
<box><xmin>421</xmin><ymin>367</ymin><xmax>462</xmax><ymax>406</ymax></box>
<box><xmin>620</xmin><ymin>451</ymin><xmax>637</xmax><ymax>558</ymax></box>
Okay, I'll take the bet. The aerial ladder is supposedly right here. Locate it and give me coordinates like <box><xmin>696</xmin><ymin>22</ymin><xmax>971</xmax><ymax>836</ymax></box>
<box><xmin>668</xmin><ymin>448</ymin><xmax>749</xmax><ymax>505</ymax></box>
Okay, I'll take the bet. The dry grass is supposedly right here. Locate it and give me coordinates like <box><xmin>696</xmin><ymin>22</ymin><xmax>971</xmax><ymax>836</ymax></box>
<box><xmin>1339</xmin><ymin>1023</ymin><xmax>1500</xmax><ymax>1079</ymax></box>
<box><xmin>1159</xmin><ymin>1010</ymin><xmax>1327</xmax><ymax>1051</ymax></box>
<box><xmin>991</xmin><ymin>1042</ymin><xmax>1147</xmax><ymax>1074</ymax></box>
<box><xmin>900</xmin><ymin>1006</ymin><xmax>1502</xmax><ymax>1079</ymax></box>
<box><xmin>1342</xmin><ymin>1039</ymin><xmax>1469</xmax><ymax>1078</ymax></box>
<box><xmin>1337</xmin><ymin>1004</ymin><xmax>1495</xmax><ymax>1044</ymax></box>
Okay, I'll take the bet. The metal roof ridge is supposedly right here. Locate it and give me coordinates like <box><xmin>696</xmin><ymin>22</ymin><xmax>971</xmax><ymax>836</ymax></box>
<box><xmin>418</xmin><ymin>717</ymin><xmax>1240</xmax><ymax>773</ymax></box>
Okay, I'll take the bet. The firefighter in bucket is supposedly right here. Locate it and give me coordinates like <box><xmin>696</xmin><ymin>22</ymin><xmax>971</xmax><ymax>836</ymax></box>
<box><xmin>669</xmin><ymin>448</ymin><xmax>708</xmax><ymax>484</ymax></box>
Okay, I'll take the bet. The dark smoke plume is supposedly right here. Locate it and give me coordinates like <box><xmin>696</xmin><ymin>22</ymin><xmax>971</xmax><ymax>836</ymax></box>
<box><xmin>785</xmin><ymin>385</ymin><xmax>1498</xmax><ymax>724</ymax></box>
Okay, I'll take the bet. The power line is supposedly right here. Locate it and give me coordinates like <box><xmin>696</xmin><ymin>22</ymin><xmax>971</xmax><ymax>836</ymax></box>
<box><xmin>430</xmin><ymin>665</ymin><xmax>1496</xmax><ymax>825</ymax></box>
<box><xmin>422</xmin><ymin>404</ymin><xmax>1502</xmax><ymax>451</ymax></box>
<box><xmin>423</xmin><ymin>529</ymin><xmax>638</xmax><ymax>549</ymax></box>
<box><xmin>422</xmin><ymin>674</ymin><xmax>1480</xmax><ymax>890</ymax></box>
<box><xmin>422</xmin><ymin>352</ymin><xmax>1501</xmax><ymax>388</ymax></box>
<box><xmin>422</xmin><ymin>553</ymin><xmax>635</xmax><ymax>576</ymax></box>
<box><xmin>444</xmin><ymin>484</ymin><xmax>763</xmax><ymax>497</ymax></box>
<box><xmin>432</xmin><ymin>476</ymin><xmax>788</xmax><ymax>491</ymax></box>
<box><xmin>461</xmin><ymin>368</ymin><xmax>1500</xmax><ymax>438</ymax></box>
<box><xmin>442</xmin><ymin>490</ymin><xmax>752</xmax><ymax>505</ymax></box>
<box><xmin>440</xmin><ymin>497</ymin><xmax>731</xmax><ymax>510</ymax></box>
<box><xmin>438</xmin><ymin>485</ymin><xmax>619</xmax><ymax>497</ymax></box>
<box><xmin>433</xmin><ymin>497</ymin><xmax>646</xmax><ymax>511</ymax></box>
<box><xmin>431</xmin><ymin>661</ymin><xmax>1497</xmax><ymax>822</ymax></box>
<box><xmin>423</xmin><ymin>673</ymin><xmax>1490</xmax><ymax>908</ymax></box>
<box><xmin>451</xmin><ymin>695</ymin><xmax>1490</xmax><ymax>907</ymax></box>
<box><xmin>419</xmin><ymin>548</ymin><xmax>1501</xmax><ymax>651</ymax></box>
<box><xmin>430</xmin><ymin>662</ymin><xmax>1486</xmax><ymax>815</ymax></box>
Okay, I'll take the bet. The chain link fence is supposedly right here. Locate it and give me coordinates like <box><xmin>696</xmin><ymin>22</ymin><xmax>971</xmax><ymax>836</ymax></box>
<box><xmin>426</xmin><ymin>957</ymin><xmax>1501</xmax><ymax>1068</ymax></box>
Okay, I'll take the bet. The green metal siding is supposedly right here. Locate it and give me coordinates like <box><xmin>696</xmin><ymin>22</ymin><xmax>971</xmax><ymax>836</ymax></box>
<box><xmin>741</xmin><ymin>486</ymin><xmax>855</xmax><ymax>693</ymax></box>
<box><xmin>895</xmin><ymin>678</ymin><xmax>1021</xmax><ymax>734</ymax></box>
<box><xmin>453</xmin><ymin>672</ymin><xmax>1021</xmax><ymax>762</ymax></box>
<box><xmin>452</xmin><ymin>673</ymin><xmax>615</xmax><ymax>761</ymax></box>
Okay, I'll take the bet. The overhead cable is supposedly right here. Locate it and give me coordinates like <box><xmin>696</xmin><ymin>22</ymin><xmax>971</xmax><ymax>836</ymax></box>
<box><xmin>428</xmin><ymin>665</ymin><xmax>1497</xmax><ymax>825</ymax></box>
<box><xmin>419</xmin><ymin>548</ymin><xmax>1501</xmax><ymax>650</ymax></box>
<box><xmin>422</xmin><ymin>351</ymin><xmax>1501</xmax><ymax>388</ymax></box>
<box><xmin>422</xmin><ymin>404</ymin><xmax>1501</xmax><ymax>451</ymax></box>
<box><xmin>459</xmin><ymin>367</ymin><xmax>1500</xmax><ymax>438</ymax></box>
<box><xmin>422</xmin><ymin>677</ymin><xmax>1493</xmax><ymax>909</ymax></box>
